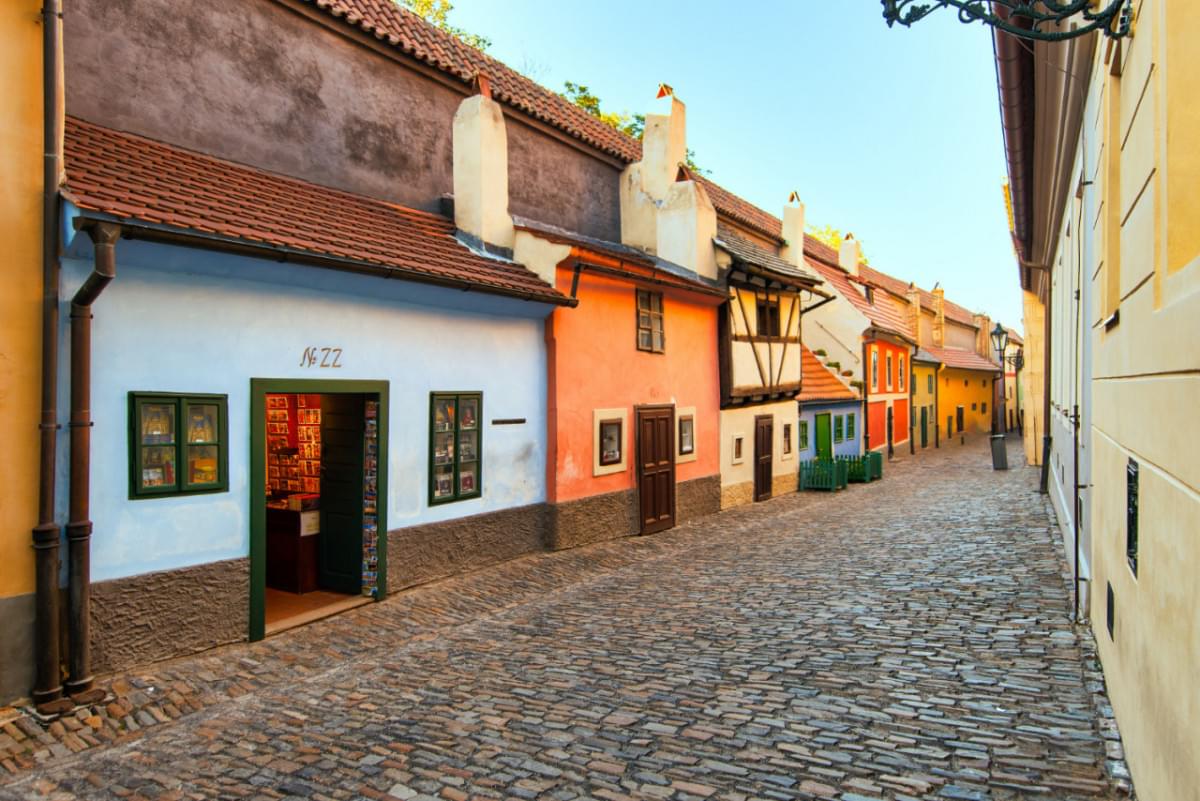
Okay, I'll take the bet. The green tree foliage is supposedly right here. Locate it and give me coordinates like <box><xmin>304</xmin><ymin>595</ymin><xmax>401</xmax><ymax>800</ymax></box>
<box><xmin>397</xmin><ymin>0</ymin><xmax>490</xmax><ymax>51</ymax></box>
<box><xmin>808</xmin><ymin>225</ymin><xmax>870</xmax><ymax>265</ymax></box>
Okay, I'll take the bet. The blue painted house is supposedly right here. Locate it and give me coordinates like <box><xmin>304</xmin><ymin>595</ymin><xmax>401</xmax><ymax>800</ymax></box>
<box><xmin>798</xmin><ymin>345</ymin><xmax>863</xmax><ymax>459</ymax></box>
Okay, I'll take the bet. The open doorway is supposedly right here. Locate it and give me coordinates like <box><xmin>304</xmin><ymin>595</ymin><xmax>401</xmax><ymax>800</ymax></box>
<box><xmin>250</xmin><ymin>380</ymin><xmax>389</xmax><ymax>640</ymax></box>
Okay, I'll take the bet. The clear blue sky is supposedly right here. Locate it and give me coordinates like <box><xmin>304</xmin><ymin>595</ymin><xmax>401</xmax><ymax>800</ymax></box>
<box><xmin>450</xmin><ymin>0</ymin><xmax>1023</xmax><ymax>332</ymax></box>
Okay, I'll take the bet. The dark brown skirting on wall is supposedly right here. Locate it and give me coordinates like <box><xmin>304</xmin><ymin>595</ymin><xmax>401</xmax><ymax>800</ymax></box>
<box><xmin>0</xmin><ymin>593</ymin><xmax>36</xmax><ymax>705</ymax></box>
<box><xmin>675</xmin><ymin>474</ymin><xmax>722</xmax><ymax>524</ymax></box>
<box><xmin>89</xmin><ymin>558</ymin><xmax>249</xmax><ymax>675</ymax></box>
<box><xmin>387</xmin><ymin>503</ymin><xmax>549</xmax><ymax>592</ymax></box>
<box><xmin>547</xmin><ymin>489</ymin><xmax>640</xmax><ymax>551</ymax></box>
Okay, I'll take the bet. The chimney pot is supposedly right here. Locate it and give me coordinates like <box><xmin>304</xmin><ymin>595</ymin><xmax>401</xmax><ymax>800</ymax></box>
<box><xmin>839</xmin><ymin>235</ymin><xmax>860</xmax><ymax>278</ymax></box>
<box><xmin>780</xmin><ymin>197</ymin><xmax>806</xmax><ymax>268</ymax></box>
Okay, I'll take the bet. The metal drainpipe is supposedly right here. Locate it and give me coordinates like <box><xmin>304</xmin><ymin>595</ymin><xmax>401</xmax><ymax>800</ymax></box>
<box><xmin>1039</xmin><ymin>278</ymin><xmax>1052</xmax><ymax>493</ymax></box>
<box><xmin>861</xmin><ymin>341</ymin><xmax>870</xmax><ymax>453</ymax></box>
<box><xmin>64</xmin><ymin>222</ymin><xmax>119</xmax><ymax>703</ymax></box>
<box><xmin>32</xmin><ymin>0</ymin><xmax>68</xmax><ymax>715</ymax></box>
<box><xmin>934</xmin><ymin>364</ymin><xmax>940</xmax><ymax>448</ymax></box>
<box><xmin>908</xmin><ymin>352</ymin><xmax>915</xmax><ymax>455</ymax></box>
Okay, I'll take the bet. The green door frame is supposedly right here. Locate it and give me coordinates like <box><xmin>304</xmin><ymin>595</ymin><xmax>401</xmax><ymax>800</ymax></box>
<box><xmin>815</xmin><ymin>413</ymin><xmax>833</xmax><ymax>460</ymax></box>
<box><xmin>249</xmin><ymin>378</ymin><xmax>390</xmax><ymax>641</ymax></box>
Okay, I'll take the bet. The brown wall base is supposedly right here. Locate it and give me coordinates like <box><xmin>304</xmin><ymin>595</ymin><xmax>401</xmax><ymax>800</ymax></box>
<box><xmin>89</xmin><ymin>558</ymin><xmax>249</xmax><ymax>675</ymax></box>
<box><xmin>386</xmin><ymin>503</ymin><xmax>548</xmax><ymax>592</ymax></box>
<box><xmin>547</xmin><ymin>489</ymin><xmax>639</xmax><ymax>551</ymax></box>
<box><xmin>0</xmin><ymin>593</ymin><xmax>35</xmax><ymax>704</ymax></box>
<box><xmin>676</xmin><ymin>474</ymin><xmax>721</xmax><ymax>525</ymax></box>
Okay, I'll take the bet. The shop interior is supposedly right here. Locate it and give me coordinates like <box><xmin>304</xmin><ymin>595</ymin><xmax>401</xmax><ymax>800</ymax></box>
<box><xmin>263</xmin><ymin>393</ymin><xmax>380</xmax><ymax>633</ymax></box>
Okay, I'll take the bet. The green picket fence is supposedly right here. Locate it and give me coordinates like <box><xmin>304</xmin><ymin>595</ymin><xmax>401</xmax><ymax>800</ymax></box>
<box><xmin>799</xmin><ymin>458</ymin><xmax>848</xmax><ymax>491</ymax></box>
<box><xmin>867</xmin><ymin>450</ymin><xmax>884</xmax><ymax>481</ymax></box>
<box><xmin>837</xmin><ymin>454</ymin><xmax>871</xmax><ymax>483</ymax></box>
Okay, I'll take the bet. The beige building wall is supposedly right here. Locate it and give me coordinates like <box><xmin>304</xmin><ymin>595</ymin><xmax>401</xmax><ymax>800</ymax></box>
<box><xmin>0</xmin><ymin>0</ymin><xmax>46</xmax><ymax>703</ymax></box>
<box><xmin>1083</xmin><ymin>1</ymin><xmax>1200</xmax><ymax>798</ymax></box>
<box><xmin>1020</xmin><ymin>290</ymin><xmax>1046</xmax><ymax>464</ymax></box>
<box><xmin>719</xmin><ymin>401</ymin><xmax>800</xmax><ymax>509</ymax></box>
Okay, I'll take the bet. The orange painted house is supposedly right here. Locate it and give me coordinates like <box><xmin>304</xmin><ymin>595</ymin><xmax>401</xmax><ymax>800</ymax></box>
<box><xmin>527</xmin><ymin>222</ymin><xmax>725</xmax><ymax>549</ymax></box>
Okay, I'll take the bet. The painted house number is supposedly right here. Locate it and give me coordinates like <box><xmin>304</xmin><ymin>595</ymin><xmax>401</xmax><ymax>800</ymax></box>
<box><xmin>300</xmin><ymin>346</ymin><xmax>343</xmax><ymax>368</ymax></box>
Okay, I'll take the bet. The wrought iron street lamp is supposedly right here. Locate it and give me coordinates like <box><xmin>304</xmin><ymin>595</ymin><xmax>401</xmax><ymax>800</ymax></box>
<box><xmin>990</xmin><ymin>322</ymin><xmax>1009</xmax><ymax>470</ymax></box>
<box><xmin>881</xmin><ymin>0</ymin><xmax>1133</xmax><ymax>42</ymax></box>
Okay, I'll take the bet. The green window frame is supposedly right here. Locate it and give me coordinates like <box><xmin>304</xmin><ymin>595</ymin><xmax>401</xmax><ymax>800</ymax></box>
<box><xmin>429</xmin><ymin>392</ymin><xmax>482</xmax><ymax>505</ymax></box>
<box><xmin>834</xmin><ymin>415</ymin><xmax>844</xmax><ymax>443</ymax></box>
<box><xmin>846</xmin><ymin>413</ymin><xmax>856</xmax><ymax>439</ymax></box>
<box><xmin>129</xmin><ymin>392</ymin><xmax>228</xmax><ymax>499</ymax></box>
<box><xmin>799</xmin><ymin>420</ymin><xmax>809</xmax><ymax>450</ymax></box>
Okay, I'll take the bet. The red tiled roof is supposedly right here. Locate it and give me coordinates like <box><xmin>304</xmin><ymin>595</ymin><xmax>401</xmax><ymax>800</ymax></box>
<box><xmin>307</xmin><ymin>0</ymin><xmax>641</xmax><ymax>163</ymax></box>
<box><xmin>924</xmin><ymin>346</ymin><xmax>1000</xmax><ymax>372</ymax></box>
<box><xmin>63</xmin><ymin>117</ymin><xmax>570</xmax><ymax>305</ymax></box>
<box><xmin>800</xmin><ymin>345</ymin><xmax>859</xmax><ymax>403</ymax></box>
<box><xmin>804</xmin><ymin>257</ymin><xmax>914</xmax><ymax>342</ymax></box>
<box><xmin>858</xmin><ymin>264</ymin><xmax>980</xmax><ymax>328</ymax></box>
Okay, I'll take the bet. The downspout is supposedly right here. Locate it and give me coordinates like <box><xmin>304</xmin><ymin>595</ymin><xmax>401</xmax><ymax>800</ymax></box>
<box><xmin>934</xmin><ymin>364</ymin><xmax>940</xmax><ymax>448</ymax></box>
<box><xmin>64</xmin><ymin>221</ymin><xmax>119</xmax><ymax>703</ymax></box>
<box><xmin>908</xmin><ymin>353</ymin><xmax>915</xmax><ymax>455</ymax></box>
<box><xmin>32</xmin><ymin>0</ymin><xmax>68</xmax><ymax>715</ymax></box>
<box><xmin>861</xmin><ymin>341</ymin><xmax>870</xmax><ymax>453</ymax></box>
<box><xmin>1039</xmin><ymin>277</ymin><xmax>1052</xmax><ymax>493</ymax></box>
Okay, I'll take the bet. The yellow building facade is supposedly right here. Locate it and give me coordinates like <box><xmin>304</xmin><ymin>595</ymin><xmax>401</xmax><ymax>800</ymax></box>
<box><xmin>0</xmin><ymin>0</ymin><xmax>47</xmax><ymax>703</ymax></box>
<box><xmin>996</xmin><ymin>2</ymin><xmax>1200</xmax><ymax>797</ymax></box>
<box><xmin>910</xmin><ymin>355</ymin><xmax>939</xmax><ymax>449</ymax></box>
<box><xmin>936</xmin><ymin>368</ymin><xmax>995</xmax><ymax>441</ymax></box>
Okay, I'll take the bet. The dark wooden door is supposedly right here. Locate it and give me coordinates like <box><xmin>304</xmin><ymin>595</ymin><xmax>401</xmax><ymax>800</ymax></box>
<box><xmin>319</xmin><ymin>394</ymin><xmax>365</xmax><ymax>594</ymax></box>
<box><xmin>886</xmin><ymin>406</ymin><xmax>894</xmax><ymax>456</ymax></box>
<box><xmin>920</xmin><ymin>406</ymin><xmax>928</xmax><ymax>448</ymax></box>
<box><xmin>956</xmin><ymin>405</ymin><xmax>965</xmax><ymax>433</ymax></box>
<box><xmin>637</xmin><ymin>406</ymin><xmax>675</xmax><ymax>534</ymax></box>
<box><xmin>754</xmin><ymin>415</ymin><xmax>773</xmax><ymax>502</ymax></box>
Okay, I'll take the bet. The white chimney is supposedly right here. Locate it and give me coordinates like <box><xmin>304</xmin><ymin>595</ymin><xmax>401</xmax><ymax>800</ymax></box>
<box><xmin>640</xmin><ymin>96</ymin><xmax>687</xmax><ymax>202</ymax></box>
<box><xmin>452</xmin><ymin>86</ymin><xmax>514</xmax><ymax>250</ymax></box>
<box><xmin>839</xmin><ymin>234</ymin><xmax>860</xmax><ymax>277</ymax></box>
<box><xmin>780</xmin><ymin>195</ymin><xmax>806</xmax><ymax>268</ymax></box>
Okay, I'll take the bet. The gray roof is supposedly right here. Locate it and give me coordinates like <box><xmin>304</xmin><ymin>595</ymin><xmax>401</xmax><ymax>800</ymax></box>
<box><xmin>714</xmin><ymin>225</ymin><xmax>822</xmax><ymax>287</ymax></box>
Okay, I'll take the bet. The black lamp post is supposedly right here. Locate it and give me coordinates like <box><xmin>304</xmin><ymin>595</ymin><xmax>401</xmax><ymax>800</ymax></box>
<box><xmin>990</xmin><ymin>322</ymin><xmax>1009</xmax><ymax>470</ymax></box>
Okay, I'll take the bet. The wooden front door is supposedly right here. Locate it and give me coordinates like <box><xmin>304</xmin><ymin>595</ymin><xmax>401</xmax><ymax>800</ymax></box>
<box><xmin>319</xmin><ymin>393</ymin><xmax>365</xmax><ymax>594</ymax></box>
<box><xmin>956</xmin><ymin>405</ymin><xmax>965</xmax><ymax>433</ymax></box>
<box><xmin>636</xmin><ymin>406</ymin><xmax>675</xmax><ymax>534</ymax></box>
<box><xmin>754</xmin><ymin>415</ymin><xmax>773</xmax><ymax>502</ymax></box>
<box><xmin>815</xmin><ymin>413</ymin><xmax>833</xmax><ymax>460</ymax></box>
<box><xmin>886</xmin><ymin>406</ymin><xmax>894</xmax><ymax>456</ymax></box>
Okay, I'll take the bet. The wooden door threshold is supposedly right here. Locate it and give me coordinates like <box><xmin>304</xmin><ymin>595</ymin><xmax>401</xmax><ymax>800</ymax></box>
<box><xmin>265</xmin><ymin>593</ymin><xmax>372</xmax><ymax>637</ymax></box>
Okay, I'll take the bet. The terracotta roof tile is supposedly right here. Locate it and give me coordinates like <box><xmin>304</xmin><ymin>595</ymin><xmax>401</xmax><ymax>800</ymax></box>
<box><xmin>63</xmin><ymin>117</ymin><xmax>569</xmax><ymax>305</ymax></box>
<box><xmin>800</xmin><ymin>345</ymin><xmax>859</xmax><ymax>403</ymax></box>
<box><xmin>924</xmin><ymin>346</ymin><xmax>1000</xmax><ymax>372</ymax></box>
<box><xmin>804</xmin><ymin>257</ymin><xmax>914</xmax><ymax>342</ymax></box>
<box><xmin>308</xmin><ymin>0</ymin><xmax>641</xmax><ymax>162</ymax></box>
<box><xmin>714</xmin><ymin>224</ymin><xmax>820</xmax><ymax>286</ymax></box>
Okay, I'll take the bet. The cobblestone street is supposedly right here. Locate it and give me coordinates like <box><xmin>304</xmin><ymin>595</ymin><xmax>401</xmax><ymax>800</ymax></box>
<box><xmin>0</xmin><ymin>438</ymin><xmax>1126</xmax><ymax>801</ymax></box>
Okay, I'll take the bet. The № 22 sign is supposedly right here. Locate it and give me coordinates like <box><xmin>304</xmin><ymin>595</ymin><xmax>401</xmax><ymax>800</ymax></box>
<box><xmin>300</xmin><ymin>346</ymin><xmax>343</xmax><ymax>368</ymax></box>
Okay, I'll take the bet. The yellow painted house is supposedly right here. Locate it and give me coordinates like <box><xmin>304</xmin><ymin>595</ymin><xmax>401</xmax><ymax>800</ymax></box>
<box><xmin>994</xmin><ymin>2</ymin><xmax>1200</xmax><ymax>797</ymax></box>
<box><xmin>0</xmin><ymin>0</ymin><xmax>47</xmax><ymax>703</ymax></box>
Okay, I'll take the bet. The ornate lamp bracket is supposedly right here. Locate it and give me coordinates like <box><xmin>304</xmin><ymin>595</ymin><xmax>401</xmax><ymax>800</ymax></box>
<box><xmin>881</xmin><ymin>0</ymin><xmax>1133</xmax><ymax>41</ymax></box>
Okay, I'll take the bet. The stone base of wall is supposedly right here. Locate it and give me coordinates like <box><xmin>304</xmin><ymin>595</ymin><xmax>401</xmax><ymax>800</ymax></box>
<box><xmin>387</xmin><ymin>503</ymin><xmax>549</xmax><ymax>592</ymax></box>
<box><xmin>0</xmin><ymin>593</ymin><xmax>35</xmax><ymax>704</ymax></box>
<box><xmin>90</xmin><ymin>558</ymin><xmax>249</xmax><ymax>675</ymax></box>
<box><xmin>772</xmin><ymin>471</ymin><xmax>798</xmax><ymax>498</ymax></box>
<box><xmin>547</xmin><ymin>489</ymin><xmax>639</xmax><ymax>551</ymax></box>
<box><xmin>721</xmin><ymin>481</ymin><xmax>754</xmax><ymax>510</ymax></box>
<box><xmin>677</xmin><ymin>475</ymin><xmax>721</xmax><ymax>525</ymax></box>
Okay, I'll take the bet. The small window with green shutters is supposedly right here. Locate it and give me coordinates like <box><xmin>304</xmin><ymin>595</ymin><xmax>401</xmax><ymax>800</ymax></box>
<box><xmin>430</xmin><ymin>392</ymin><xmax>482</xmax><ymax>505</ymax></box>
<box><xmin>130</xmin><ymin>393</ymin><xmax>228</xmax><ymax>498</ymax></box>
<box><xmin>834</xmin><ymin>415</ymin><xmax>844</xmax><ymax>443</ymax></box>
<box><xmin>799</xmin><ymin>421</ymin><xmax>808</xmax><ymax>450</ymax></box>
<box><xmin>846</xmin><ymin>413</ymin><xmax>856</xmax><ymax>439</ymax></box>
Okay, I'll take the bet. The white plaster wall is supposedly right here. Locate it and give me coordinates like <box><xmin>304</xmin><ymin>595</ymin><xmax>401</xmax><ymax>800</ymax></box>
<box><xmin>58</xmin><ymin>234</ymin><xmax>551</xmax><ymax>582</ymax></box>
<box><xmin>803</xmin><ymin>296</ymin><xmax>869</xmax><ymax>384</ymax></box>
<box><xmin>719</xmin><ymin>402</ymin><xmax>799</xmax><ymax>488</ymax></box>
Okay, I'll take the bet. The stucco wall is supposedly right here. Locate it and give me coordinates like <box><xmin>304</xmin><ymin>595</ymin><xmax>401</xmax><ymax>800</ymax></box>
<box><xmin>547</xmin><ymin>267</ymin><xmax>721</xmax><ymax>504</ymax></box>
<box><xmin>62</xmin><ymin>0</ymin><xmax>621</xmax><ymax>240</ymax></box>
<box><xmin>0</xmin><ymin>0</ymin><xmax>44</xmax><ymax>703</ymax></box>
<box><xmin>804</xmin><ymin>296</ymin><xmax>868</xmax><ymax>385</ymax></box>
<box><xmin>1084</xmin><ymin>1</ymin><xmax>1200</xmax><ymax>797</ymax></box>
<box><xmin>58</xmin><ymin>229</ymin><xmax>552</xmax><ymax>583</ymax></box>
<box><xmin>938</xmin><ymin>368</ymin><xmax>995</xmax><ymax>438</ymax></box>
<box><xmin>718</xmin><ymin>401</ymin><xmax>800</xmax><ymax>502</ymax></box>
<box><xmin>798</xmin><ymin>401</ymin><xmax>862</xmax><ymax>460</ymax></box>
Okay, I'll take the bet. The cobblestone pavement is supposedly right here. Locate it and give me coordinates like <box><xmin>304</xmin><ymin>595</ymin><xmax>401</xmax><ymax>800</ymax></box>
<box><xmin>1</xmin><ymin>438</ymin><xmax>1129</xmax><ymax>800</ymax></box>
